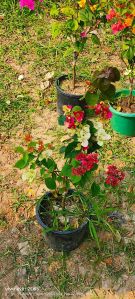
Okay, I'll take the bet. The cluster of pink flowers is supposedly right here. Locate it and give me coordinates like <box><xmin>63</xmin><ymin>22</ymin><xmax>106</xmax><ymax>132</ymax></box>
<box><xmin>94</xmin><ymin>103</ymin><xmax>112</xmax><ymax>119</ymax></box>
<box><xmin>19</xmin><ymin>0</ymin><xmax>43</xmax><ymax>10</ymax></box>
<box><xmin>72</xmin><ymin>152</ymin><xmax>98</xmax><ymax>176</ymax></box>
<box><xmin>64</xmin><ymin>106</ymin><xmax>85</xmax><ymax>129</ymax></box>
<box><xmin>105</xmin><ymin>165</ymin><xmax>125</xmax><ymax>186</ymax></box>
<box><xmin>106</xmin><ymin>7</ymin><xmax>134</xmax><ymax>34</ymax></box>
<box><xmin>111</xmin><ymin>21</ymin><xmax>126</xmax><ymax>35</ymax></box>
<box><xmin>106</xmin><ymin>8</ymin><xmax>116</xmax><ymax>21</ymax></box>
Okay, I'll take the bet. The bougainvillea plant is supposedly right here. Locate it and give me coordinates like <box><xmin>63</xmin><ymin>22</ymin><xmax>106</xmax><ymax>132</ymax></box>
<box><xmin>15</xmin><ymin>105</ymin><xmax>125</xmax><ymax>240</ymax></box>
<box><xmin>106</xmin><ymin>1</ymin><xmax>135</xmax><ymax>103</ymax></box>
<box><xmin>49</xmin><ymin>0</ymin><xmax>107</xmax><ymax>89</ymax></box>
<box><xmin>81</xmin><ymin>66</ymin><xmax>121</xmax><ymax>110</ymax></box>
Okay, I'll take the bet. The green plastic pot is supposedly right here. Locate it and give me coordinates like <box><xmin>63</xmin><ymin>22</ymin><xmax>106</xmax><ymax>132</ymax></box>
<box><xmin>109</xmin><ymin>89</ymin><xmax>135</xmax><ymax>137</ymax></box>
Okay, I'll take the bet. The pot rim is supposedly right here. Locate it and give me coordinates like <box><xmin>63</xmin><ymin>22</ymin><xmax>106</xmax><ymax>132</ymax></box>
<box><xmin>36</xmin><ymin>193</ymin><xmax>89</xmax><ymax>235</ymax></box>
<box><xmin>55</xmin><ymin>74</ymin><xmax>84</xmax><ymax>98</ymax></box>
<box><xmin>110</xmin><ymin>89</ymin><xmax>135</xmax><ymax>117</ymax></box>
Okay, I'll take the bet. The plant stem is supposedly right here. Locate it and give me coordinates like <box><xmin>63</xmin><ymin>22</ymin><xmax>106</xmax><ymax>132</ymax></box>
<box><xmin>73</xmin><ymin>51</ymin><xmax>78</xmax><ymax>90</ymax></box>
<box><xmin>129</xmin><ymin>62</ymin><xmax>134</xmax><ymax>106</ymax></box>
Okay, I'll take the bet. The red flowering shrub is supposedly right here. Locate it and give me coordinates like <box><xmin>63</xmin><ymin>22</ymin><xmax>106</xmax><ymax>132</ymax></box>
<box><xmin>105</xmin><ymin>165</ymin><xmax>125</xmax><ymax>186</ymax></box>
<box><xmin>94</xmin><ymin>102</ymin><xmax>112</xmax><ymax>119</ymax></box>
<box><xmin>72</xmin><ymin>153</ymin><xmax>98</xmax><ymax>176</ymax></box>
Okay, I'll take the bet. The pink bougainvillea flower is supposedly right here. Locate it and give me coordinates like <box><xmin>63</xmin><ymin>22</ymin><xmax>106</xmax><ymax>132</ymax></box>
<box><xmin>67</xmin><ymin>105</ymin><xmax>73</xmax><ymax>110</ymax></box>
<box><xmin>39</xmin><ymin>0</ymin><xmax>43</xmax><ymax>2</ymax></box>
<box><xmin>105</xmin><ymin>165</ymin><xmax>125</xmax><ymax>186</ymax></box>
<box><xmin>111</xmin><ymin>21</ymin><xmax>125</xmax><ymax>34</ymax></box>
<box><xmin>73</xmin><ymin>110</ymin><xmax>84</xmax><ymax>122</ymax></box>
<box><xmin>64</xmin><ymin>115</ymin><xmax>76</xmax><ymax>129</ymax></box>
<box><xmin>20</xmin><ymin>0</ymin><xmax>35</xmax><ymax>10</ymax></box>
<box><xmin>106</xmin><ymin>8</ymin><xmax>116</xmax><ymax>21</ymax></box>
<box><xmin>94</xmin><ymin>103</ymin><xmax>112</xmax><ymax>119</ymax></box>
<box><xmin>80</xmin><ymin>31</ymin><xmax>87</xmax><ymax>38</ymax></box>
<box><xmin>106</xmin><ymin>111</ymin><xmax>112</xmax><ymax>119</ymax></box>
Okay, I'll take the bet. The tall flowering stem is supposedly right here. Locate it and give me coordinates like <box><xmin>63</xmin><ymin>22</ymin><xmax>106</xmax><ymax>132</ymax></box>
<box><xmin>106</xmin><ymin>2</ymin><xmax>135</xmax><ymax>103</ymax></box>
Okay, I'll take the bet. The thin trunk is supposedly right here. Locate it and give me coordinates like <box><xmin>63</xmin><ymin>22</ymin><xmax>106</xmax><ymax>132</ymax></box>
<box><xmin>73</xmin><ymin>51</ymin><xmax>78</xmax><ymax>90</ymax></box>
<box><xmin>73</xmin><ymin>60</ymin><xmax>76</xmax><ymax>90</ymax></box>
<box><xmin>128</xmin><ymin>62</ymin><xmax>134</xmax><ymax>107</ymax></box>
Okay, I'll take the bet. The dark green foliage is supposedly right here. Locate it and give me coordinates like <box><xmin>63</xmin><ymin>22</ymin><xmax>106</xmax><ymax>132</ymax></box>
<box><xmin>92</xmin><ymin>67</ymin><xmax>121</xmax><ymax>99</ymax></box>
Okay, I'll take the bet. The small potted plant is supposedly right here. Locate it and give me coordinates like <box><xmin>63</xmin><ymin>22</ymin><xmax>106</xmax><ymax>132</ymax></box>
<box><xmin>15</xmin><ymin>106</ymin><xmax>124</xmax><ymax>251</ymax></box>
<box><xmin>49</xmin><ymin>1</ymin><xmax>106</xmax><ymax>114</ymax></box>
<box><xmin>105</xmin><ymin>3</ymin><xmax>135</xmax><ymax>136</ymax></box>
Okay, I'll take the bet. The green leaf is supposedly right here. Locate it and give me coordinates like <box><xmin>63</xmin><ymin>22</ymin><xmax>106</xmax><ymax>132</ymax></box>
<box><xmin>45</xmin><ymin>177</ymin><xmax>56</xmax><ymax>190</ymax></box>
<box><xmin>91</xmin><ymin>34</ymin><xmax>100</xmax><ymax>45</ymax></box>
<box><xmin>72</xmin><ymin>106</ymin><xmax>82</xmax><ymax>112</ymax></box>
<box><xmin>46</xmin><ymin>158</ymin><xmax>56</xmax><ymax>171</ymax></box>
<box><xmin>59</xmin><ymin>146</ymin><xmax>66</xmax><ymax>154</ymax></box>
<box><xmin>91</xmin><ymin>182</ymin><xmax>100</xmax><ymax>197</ymax></box>
<box><xmin>86</xmin><ymin>108</ymin><xmax>95</xmax><ymax>117</ymax></box>
<box><xmin>15</xmin><ymin>153</ymin><xmax>29</xmax><ymax>169</ymax></box>
<box><xmin>61</xmin><ymin>7</ymin><xmax>75</xmax><ymax>16</ymax></box>
<box><xmin>107</xmin><ymin>67</ymin><xmax>120</xmax><ymax>82</ymax></box>
<box><xmin>40</xmin><ymin>167</ymin><xmax>45</xmax><ymax>176</ymax></box>
<box><xmin>71</xmin><ymin>159</ymin><xmax>80</xmax><ymax>167</ymax></box>
<box><xmin>66</xmin><ymin>19</ymin><xmax>78</xmax><ymax>31</ymax></box>
<box><xmin>70</xmin><ymin>175</ymin><xmax>81</xmax><ymax>184</ymax></box>
<box><xmin>50</xmin><ymin>4</ymin><xmax>59</xmax><ymax>17</ymax></box>
<box><xmin>102</xmin><ymin>84</ymin><xmax>116</xmax><ymax>99</ymax></box>
<box><xmin>75</xmin><ymin>40</ymin><xmax>86</xmax><ymax>52</ymax></box>
<box><xmin>65</xmin><ymin>142</ymin><xmax>78</xmax><ymax>158</ymax></box>
<box><xmin>15</xmin><ymin>146</ymin><xmax>24</xmax><ymax>154</ymax></box>
<box><xmin>51</xmin><ymin>22</ymin><xmax>62</xmax><ymax>38</ymax></box>
<box><xmin>58</xmin><ymin>115</ymin><xmax>66</xmax><ymax>126</ymax></box>
<box><xmin>61</xmin><ymin>164</ymin><xmax>72</xmax><ymax>177</ymax></box>
<box><xmin>85</xmin><ymin>91</ymin><xmax>99</xmax><ymax>105</ymax></box>
<box><xmin>88</xmin><ymin>221</ymin><xmax>100</xmax><ymax>248</ymax></box>
<box><xmin>79</xmin><ymin>7</ymin><xmax>93</xmax><ymax>23</ymax></box>
<box><xmin>97</xmin><ymin>78</ymin><xmax>111</xmax><ymax>92</ymax></box>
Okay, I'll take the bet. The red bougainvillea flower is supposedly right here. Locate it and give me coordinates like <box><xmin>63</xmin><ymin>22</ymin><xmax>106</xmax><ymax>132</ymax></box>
<box><xmin>80</xmin><ymin>31</ymin><xmax>87</xmax><ymax>38</ymax></box>
<box><xmin>106</xmin><ymin>8</ymin><xmax>116</xmax><ymax>21</ymax></box>
<box><xmin>83</xmin><ymin>146</ymin><xmax>89</xmax><ymax>151</ymax></box>
<box><xmin>105</xmin><ymin>165</ymin><xmax>125</xmax><ymax>186</ymax></box>
<box><xmin>64</xmin><ymin>116</ymin><xmax>76</xmax><ymax>129</ymax></box>
<box><xmin>38</xmin><ymin>140</ymin><xmax>44</xmax><ymax>152</ymax></box>
<box><xmin>72</xmin><ymin>152</ymin><xmax>98</xmax><ymax>176</ymax></box>
<box><xmin>73</xmin><ymin>110</ymin><xmax>84</xmax><ymax>122</ymax></box>
<box><xmin>85</xmin><ymin>80</ymin><xmax>92</xmax><ymax>86</ymax></box>
<box><xmin>76</xmin><ymin>152</ymin><xmax>86</xmax><ymax>161</ymax></box>
<box><xmin>28</xmin><ymin>146</ymin><xmax>34</xmax><ymax>153</ymax></box>
<box><xmin>72</xmin><ymin>166</ymin><xmax>86</xmax><ymax>176</ymax></box>
<box><xmin>20</xmin><ymin>0</ymin><xmax>35</xmax><ymax>10</ymax></box>
<box><xmin>94</xmin><ymin>103</ymin><xmax>112</xmax><ymax>119</ymax></box>
<box><xmin>24</xmin><ymin>133</ymin><xmax>32</xmax><ymax>142</ymax></box>
<box><xmin>111</xmin><ymin>21</ymin><xmax>125</xmax><ymax>34</ymax></box>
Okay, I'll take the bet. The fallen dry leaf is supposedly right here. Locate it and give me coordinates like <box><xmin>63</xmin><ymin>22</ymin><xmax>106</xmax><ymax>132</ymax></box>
<box><xmin>48</xmin><ymin>261</ymin><xmax>61</xmax><ymax>273</ymax></box>
<box><xmin>0</xmin><ymin>15</ymin><xmax>4</xmax><ymax>20</ymax></box>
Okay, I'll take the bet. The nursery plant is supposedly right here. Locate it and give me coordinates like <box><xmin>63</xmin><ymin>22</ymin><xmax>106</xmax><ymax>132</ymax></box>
<box><xmin>15</xmin><ymin>106</ymin><xmax>125</xmax><ymax>251</ymax></box>
<box><xmin>105</xmin><ymin>1</ymin><xmax>135</xmax><ymax>136</ymax></box>
<box><xmin>50</xmin><ymin>0</ymin><xmax>108</xmax><ymax>113</ymax></box>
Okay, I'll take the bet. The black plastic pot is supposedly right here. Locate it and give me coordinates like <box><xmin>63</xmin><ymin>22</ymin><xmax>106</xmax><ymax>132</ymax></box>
<box><xmin>56</xmin><ymin>75</ymin><xmax>86</xmax><ymax>115</ymax></box>
<box><xmin>36</xmin><ymin>192</ymin><xmax>88</xmax><ymax>252</ymax></box>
